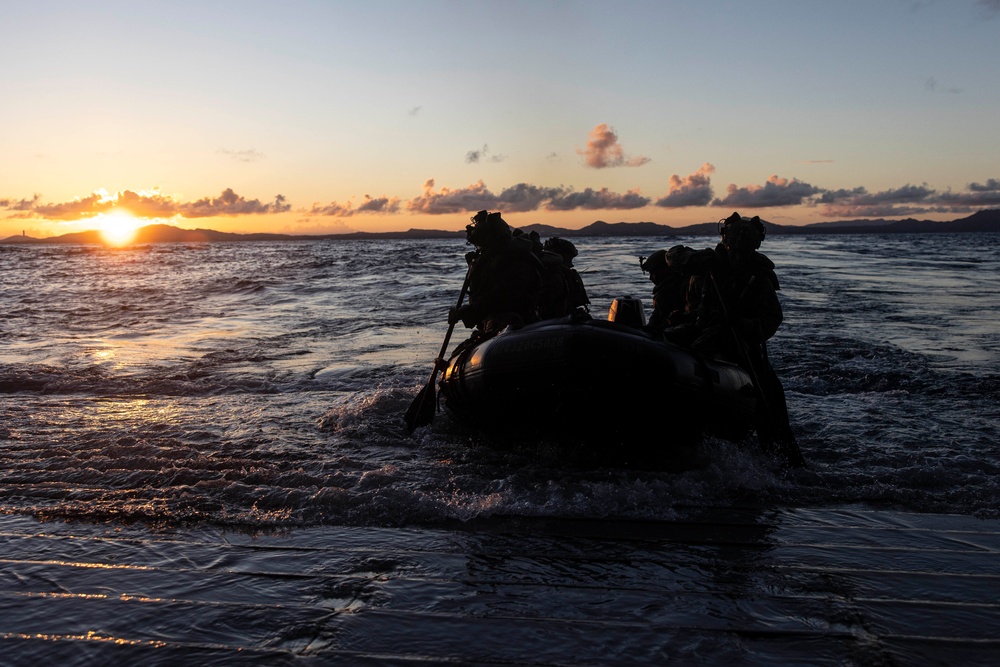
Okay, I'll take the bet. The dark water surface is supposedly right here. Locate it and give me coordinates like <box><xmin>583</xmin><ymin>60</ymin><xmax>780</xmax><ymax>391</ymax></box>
<box><xmin>1</xmin><ymin>234</ymin><xmax>999</xmax><ymax>664</ymax></box>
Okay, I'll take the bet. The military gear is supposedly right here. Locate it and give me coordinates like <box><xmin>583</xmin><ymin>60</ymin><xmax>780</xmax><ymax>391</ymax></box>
<box><xmin>687</xmin><ymin>244</ymin><xmax>782</xmax><ymax>351</ymax></box>
<box><xmin>543</xmin><ymin>237</ymin><xmax>579</xmax><ymax>267</ymax></box>
<box><xmin>642</xmin><ymin>246</ymin><xmax>697</xmax><ymax>330</ymax></box>
<box><xmin>459</xmin><ymin>214</ymin><xmax>543</xmax><ymax>339</ymax></box>
<box><xmin>640</xmin><ymin>249</ymin><xmax>668</xmax><ymax>275</ymax></box>
<box><xmin>535</xmin><ymin>237</ymin><xmax>590</xmax><ymax>318</ymax></box>
<box><xmin>466</xmin><ymin>210</ymin><xmax>511</xmax><ymax>249</ymax></box>
<box><xmin>719</xmin><ymin>211</ymin><xmax>766</xmax><ymax>259</ymax></box>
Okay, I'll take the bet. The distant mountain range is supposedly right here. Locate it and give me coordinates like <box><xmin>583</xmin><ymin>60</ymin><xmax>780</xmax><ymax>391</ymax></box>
<box><xmin>3</xmin><ymin>210</ymin><xmax>999</xmax><ymax>245</ymax></box>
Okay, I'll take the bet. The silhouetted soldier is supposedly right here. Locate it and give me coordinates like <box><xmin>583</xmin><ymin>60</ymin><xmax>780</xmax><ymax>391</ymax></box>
<box><xmin>450</xmin><ymin>210</ymin><xmax>542</xmax><ymax>340</ymax></box>
<box><xmin>640</xmin><ymin>245</ymin><xmax>694</xmax><ymax>330</ymax></box>
<box><xmin>543</xmin><ymin>237</ymin><xmax>590</xmax><ymax>316</ymax></box>
<box><xmin>658</xmin><ymin>212</ymin><xmax>804</xmax><ymax>466</ymax></box>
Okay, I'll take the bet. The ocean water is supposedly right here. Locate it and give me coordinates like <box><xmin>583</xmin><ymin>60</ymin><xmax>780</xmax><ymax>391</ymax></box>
<box><xmin>1</xmin><ymin>233</ymin><xmax>999</xmax><ymax>665</ymax></box>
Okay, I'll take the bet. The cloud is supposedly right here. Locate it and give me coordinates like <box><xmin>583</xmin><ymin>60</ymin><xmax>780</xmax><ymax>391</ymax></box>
<box><xmin>818</xmin><ymin>183</ymin><xmax>935</xmax><ymax>205</ymax></box>
<box><xmin>925</xmin><ymin>77</ymin><xmax>961</xmax><ymax>94</ymax></box>
<box><xmin>218</xmin><ymin>148</ymin><xmax>266</xmax><ymax>162</ymax></box>
<box><xmin>577</xmin><ymin>123</ymin><xmax>651</xmax><ymax>169</ymax></box>
<box><xmin>0</xmin><ymin>194</ymin><xmax>41</xmax><ymax>211</ymax></box>
<box><xmin>809</xmin><ymin>179</ymin><xmax>1000</xmax><ymax>217</ymax></box>
<box><xmin>11</xmin><ymin>188</ymin><xmax>291</xmax><ymax>221</ymax></box>
<box><xmin>406</xmin><ymin>178</ymin><xmax>649</xmax><ymax>214</ymax></box>
<box><xmin>654</xmin><ymin>163</ymin><xmax>715</xmax><ymax>208</ymax></box>
<box><xmin>117</xmin><ymin>189</ymin><xmax>189</xmax><ymax>218</ymax></box>
<box><xmin>308</xmin><ymin>194</ymin><xmax>401</xmax><ymax>217</ymax></box>
<box><xmin>356</xmin><ymin>195</ymin><xmax>399</xmax><ymax>213</ymax></box>
<box><xmin>968</xmin><ymin>178</ymin><xmax>1000</xmax><ymax>192</ymax></box>
<box><xmin>815</xmin><ymin>183</ymin><xmax>952</xmax><ymax>217</ymax></box>
<box><xmin>936</xmin><ymin>181</ymin><xmax>1000</xmax><ymax>207</ymax></box>
<box><xmin>406</xmin><ymin>179</ymin><xmax>499</xmax><ymax>215</ymax></box>
<box><xmin>977</xmin><ymin>0</ymin><xmax>1000</xmax><ymax>17</ymax></box>
<box><xmin>30</xmin><ymin>192</ymin><xmax>112</xmax><ymax>220</ymax></box>
<box><xmin>407</xmin><ymin>179</ymin><xmax>562</xmax><ymax>215</ymax></box>
<box><xmin>547</xmin><ymin>188</ymin><xmax>650</xmax><ymax>211</ymax></box>
<box><xmin>179</xmin><ymin>189</ymin><xmax>290</xmax><ymax>218</ymax></box>
<box><xmin>465</xmin><ymin>144</ymin><xmax>507</xmax><ymax>164</ymax></box>
<box><xmin>712</xmin><ymin>175</ymin><xmax>822</xmax><ymax>208</ymax></box>
<box><xmin>497</xmin><ymin>182</ymin><xmax>566</xmax><ymax>211</ymax></box>
<box><xmin>13</xmin><ymin>172</ymin><xmax>1000</xmax><ymax>227</ymax></box>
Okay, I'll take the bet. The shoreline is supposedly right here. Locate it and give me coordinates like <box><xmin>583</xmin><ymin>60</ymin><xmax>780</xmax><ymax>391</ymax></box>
<box><xmin>3</xmin><ymin>209</ymin><xmax>999</xmax><ymax>245</ymax></box>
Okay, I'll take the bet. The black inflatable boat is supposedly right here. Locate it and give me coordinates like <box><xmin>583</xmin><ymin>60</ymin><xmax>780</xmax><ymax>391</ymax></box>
<box><xmin>438</xmin><ymin>302</ymin><xmax>759</xmax><ymax>448</ymax></box>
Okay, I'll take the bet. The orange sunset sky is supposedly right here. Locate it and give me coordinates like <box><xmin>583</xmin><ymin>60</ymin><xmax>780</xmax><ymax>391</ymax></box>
<box><xmin>3</xmin><ymin>1</ymin><xmax>1000</xmax><ymax>240</ymax></box>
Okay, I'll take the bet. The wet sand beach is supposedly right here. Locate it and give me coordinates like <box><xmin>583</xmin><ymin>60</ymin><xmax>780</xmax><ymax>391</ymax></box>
<box><xmin>2</xmin><ymin>509</ymin><xmax>999</xmax><ymax>665</ymax></box>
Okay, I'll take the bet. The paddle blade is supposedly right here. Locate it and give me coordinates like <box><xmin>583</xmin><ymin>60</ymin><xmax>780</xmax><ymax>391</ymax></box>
<box><xmin>404</xmin><ymin>380</ymin><xmax>436</xmax><ymax>433</ymax></box>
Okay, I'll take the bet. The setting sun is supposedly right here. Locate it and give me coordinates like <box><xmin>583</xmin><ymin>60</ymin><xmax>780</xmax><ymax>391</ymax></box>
<box><xmin>97</xmin><ymin>211</ymin><xmax>142</xmax><ymax>245</ymax></box>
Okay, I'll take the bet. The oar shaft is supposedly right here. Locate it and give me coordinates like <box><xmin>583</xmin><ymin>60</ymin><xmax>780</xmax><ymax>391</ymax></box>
<box><xmin>404</xmin><ymin>254</ymin><xmax>478</xmax><ymax>433</ymax></box>
<box><xmin>426</xmin><ymin>256</ymin><xmax>476</xmax><ymax>381</ymax></box>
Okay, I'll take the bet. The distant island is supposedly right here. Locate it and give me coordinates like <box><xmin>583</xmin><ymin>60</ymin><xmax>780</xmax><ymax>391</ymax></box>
<box><xmin>3</xmin><ymin>210</ymin><xmax>999</xmax><ymax>245</ymax></box>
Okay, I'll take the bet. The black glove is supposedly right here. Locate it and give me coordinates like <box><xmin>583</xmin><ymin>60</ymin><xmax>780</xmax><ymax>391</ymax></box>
<box><xmin>449</xmin><ymin>304</ymin><xmax>476</xmax><ymax>328</ymax></box>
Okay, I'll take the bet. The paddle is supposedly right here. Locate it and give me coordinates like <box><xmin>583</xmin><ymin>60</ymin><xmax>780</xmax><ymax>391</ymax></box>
<box><xmin>404</xmin><ymin>255</ymin><xmax>477</xmax><ymax>433</ymax></box>
<box><xmin>707</xmin><ymin>272</ymin><xmax>806</xmax><ymax>468</ymax></box>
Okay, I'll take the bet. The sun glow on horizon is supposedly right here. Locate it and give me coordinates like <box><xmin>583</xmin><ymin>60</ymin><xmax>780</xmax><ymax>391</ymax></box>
<box><xmin>96</xmin><ymin>211</ymin><xmax>142</xmax><ymax>245</ymax></box>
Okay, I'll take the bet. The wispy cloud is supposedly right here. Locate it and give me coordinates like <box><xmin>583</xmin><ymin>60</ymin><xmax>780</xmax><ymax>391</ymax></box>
<box><xmin>925</xmin><ymin>76</ymin><xmax>962</xmax><ymax>94</ymax></box>
<box><xmin>465</xmin><ymin>144</ymin><xmax>507</xmax><ymax>164</ymax></box>
<box><xmin>578</xmin><ymin>124</ymin><xmax>651</xmax><ymax>169</ymax></box>
<box><xmin>654</xmin><ymin>163</ymin><xmax>715</xmax><ymax>208</ymax></box>
<box><xmin>218</xmin><ymin>148</ymin><xmax>266</xmax><ymax>162</ymax></box>
<box><xmin>977</xmin><ymin>0</ymin><xmax>1000</xmax><ymax>18</ymax></box>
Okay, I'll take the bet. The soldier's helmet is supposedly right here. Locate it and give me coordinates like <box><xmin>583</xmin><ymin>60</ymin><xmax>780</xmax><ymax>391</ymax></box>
<box><xmin>466</xmin><ymin>210</ymin><xmax>511</xmax><ymax>248</ymax></box>
<box><xmin>543</xmin><ymin>237</ymin><xmax>578</xmax><ymax>266</ymax></box>
<box><xmin>719</xmin><ymin>211</ymin><xmax>765</xmax><ymax>254</ymax></box>
<box><xmin>640</xmin><ymin>249</ymin><xmax>668</xmax><ymax>276</ymax></box>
